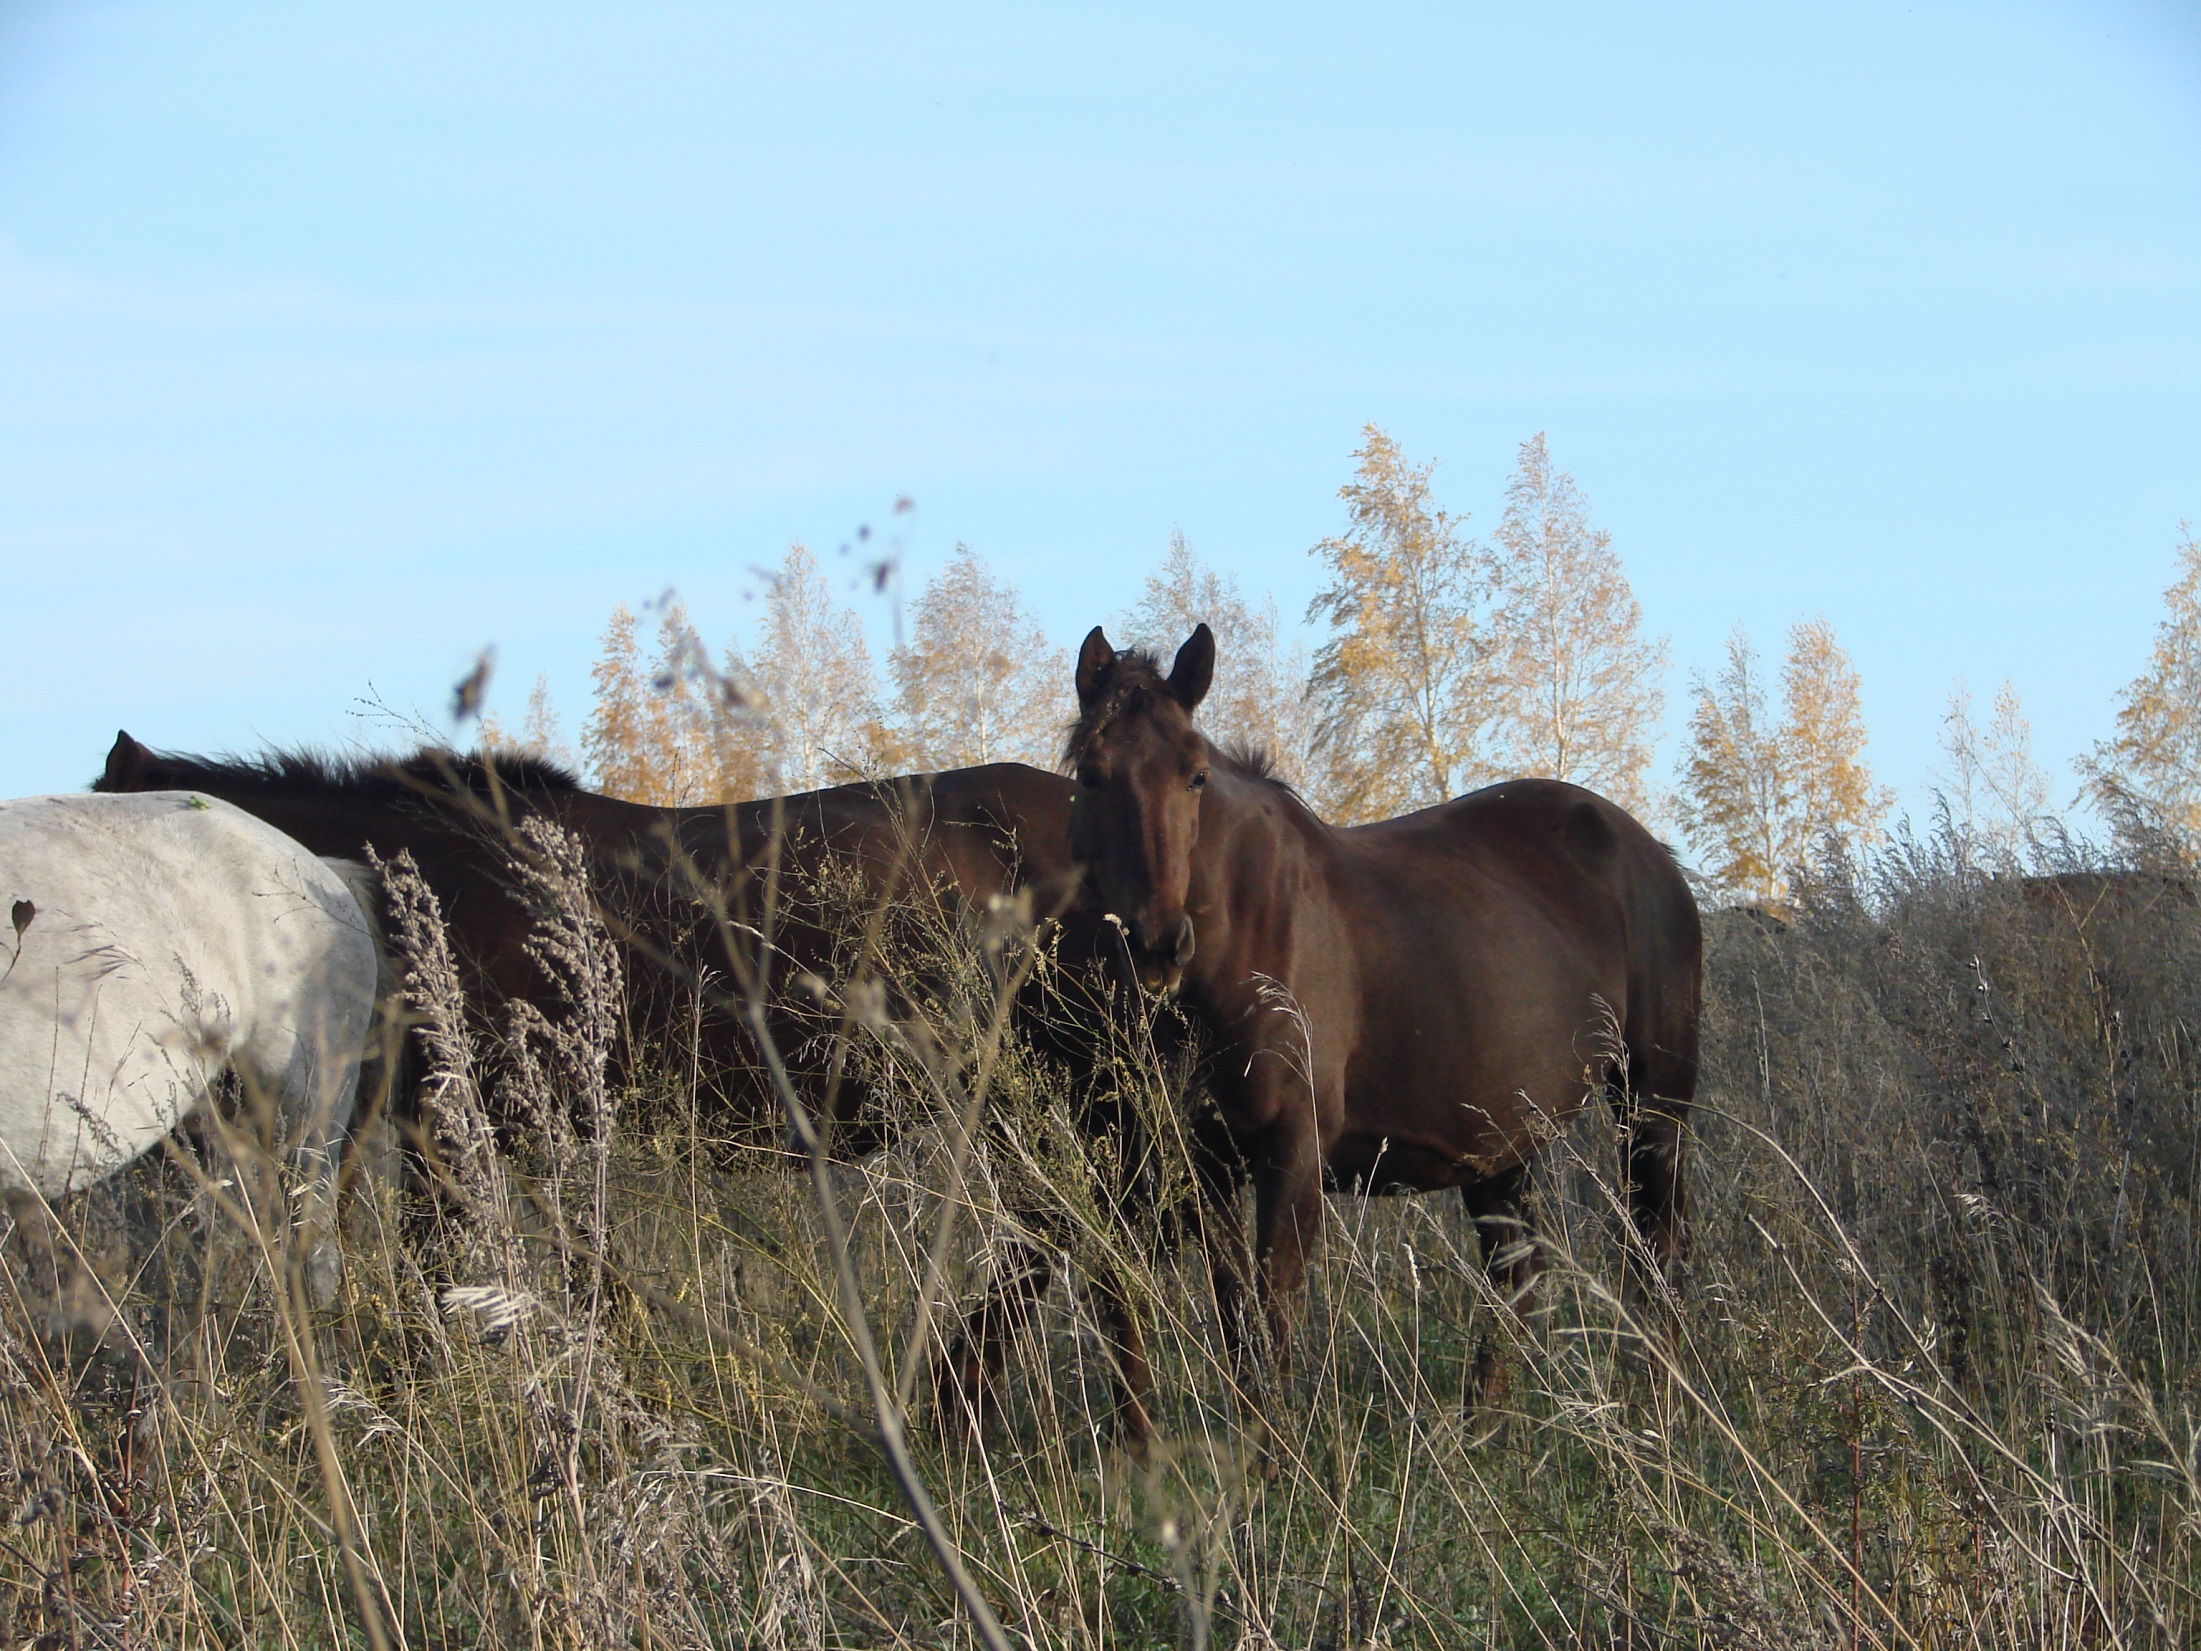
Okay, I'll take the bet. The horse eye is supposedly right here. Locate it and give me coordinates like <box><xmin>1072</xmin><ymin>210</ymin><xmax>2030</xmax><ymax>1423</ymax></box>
<box><xmin>1076</xmin><ymin>767</ymin><xmax>1102</xmax><ymax>791</ymax></box>
<box><xmin>1189</xmin><ymin>770</ymin><xmax>1209</xmax><ymax>792</ymax></box>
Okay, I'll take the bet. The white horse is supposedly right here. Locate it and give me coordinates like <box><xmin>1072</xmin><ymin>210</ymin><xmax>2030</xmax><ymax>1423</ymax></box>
<box><xmin>0</xmin><ymin>791</ymin><xmax>379</xmax><ymax>1305</ymax></box>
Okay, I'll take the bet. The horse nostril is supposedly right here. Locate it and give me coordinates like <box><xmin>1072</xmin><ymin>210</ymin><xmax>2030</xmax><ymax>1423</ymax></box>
<box><xmin>1125</xmin><ymin>914</ymin><xmax>1194</xmax><ymax>974</ymax></box>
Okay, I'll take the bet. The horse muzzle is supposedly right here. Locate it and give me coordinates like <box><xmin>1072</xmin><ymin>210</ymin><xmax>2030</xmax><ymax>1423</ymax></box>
<box><xmin>1129</xmin><ymin>913</ymin><xmax>1195</xmax><ymax>992</ymax></box>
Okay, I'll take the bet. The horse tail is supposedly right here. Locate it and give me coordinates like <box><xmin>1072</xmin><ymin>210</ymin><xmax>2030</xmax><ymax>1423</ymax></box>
<box><xmin>1612</xmin><ymin>819</ymin><xmax>1702</xmax><ymax>1285</ymax></box>
<box><xmin>1622</xmin><ymin>837</ymin><xmax>1701</xmax><ymax>1112</ymax></box>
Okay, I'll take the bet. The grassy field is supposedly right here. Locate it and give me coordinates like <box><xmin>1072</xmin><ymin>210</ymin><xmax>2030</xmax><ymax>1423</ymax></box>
<box><xmin>3</xmin><ymin>816</ymin><xmax>2198</xmax><ymax>1648</ymax></box>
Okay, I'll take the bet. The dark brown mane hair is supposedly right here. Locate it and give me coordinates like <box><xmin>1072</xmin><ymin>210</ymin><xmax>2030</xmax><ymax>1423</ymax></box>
<box><xmin>1062</xmin><ymin>645</ymin><xmax>1175</xmax><ymax>768</ymax></box>
<box><xmin>1215</xmin><ymin>739</ymin><xmax>1296</xmax><ymax>793</ymax></box>
<box><xmin>1061</xmin><ymin>647</ymin><xmax>1302</xmax><ymax>802</ymax></box>
<box><xmin>92</xmin><ymin>742</ymin><xmax>583</xmax><ymax>803</ymax></box>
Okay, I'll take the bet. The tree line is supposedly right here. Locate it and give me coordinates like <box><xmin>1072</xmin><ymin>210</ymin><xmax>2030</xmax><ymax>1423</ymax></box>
<box><xmin>484</xmin><ymin>432</ymin><xmax>2199</xmax><ymax>908</ymax></box>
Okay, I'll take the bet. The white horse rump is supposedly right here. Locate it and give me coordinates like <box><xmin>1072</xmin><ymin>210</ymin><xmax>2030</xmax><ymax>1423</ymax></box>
<box><xmin>0</xmin><ymin>791</ymin><xmax>378</xmax><ymax>1300</ymax></box>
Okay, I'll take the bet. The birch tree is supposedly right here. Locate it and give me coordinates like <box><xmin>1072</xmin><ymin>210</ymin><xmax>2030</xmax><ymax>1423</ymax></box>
<box><xmin>479</xmin><ymin>673</ymin><xmax>576</xmax><ymax>772</ymax></box>
<box><xmin>1485</xmin><ymin>433</ymin><xmax>1668</xmax><ymax>812</ymax></box>
<box><xmin>518</xmin><ymin>676</ymin><xmax>575</xmax><ymax>771</ymax></box>
<box><xmin>752</xmin><ymin>543</ymin><xmax>879</xmax><ymax>793</ymax></box>
<box><xmin>2083</xmin><ymin>524</ymin><xmax>2201</xmax><ymax>840</ymax></box>
<box><xmin>1677</xmin><ymin>617</ymin><xmax>1890</xmax><ymax>906</ymax></box>
<box><xmin>1676</xmin><ymin>628</ymin><xmax>1789</xmax><ymax>904</ymax></box>
<box><xmin>1937</xmin><ymin>678</ymin><xmax>2051</xmax><ymax>861</ymax></box>
<box><xmin>889</xmin><ymin>544</ymin><xmax>1064</xmax><ymax>769</ymax></box>
<box><xmin>1306</xmin><ymin>425</ymin><xmax>1492</xmax><ymax>822</ymax></box>
<box><xmin>582</xmin><ymin>603</ymin><xmax>658</xmax><ymax>802</ymax></box>
<box><xmin>1781</xmin><ymin>616</ymin><xmax>1893</xmax><ymax>864</ymax></box>
<box><xmin>583</xmin><ymin>596</ymin><xmax>769</xmax><ymax>804</ymax></box>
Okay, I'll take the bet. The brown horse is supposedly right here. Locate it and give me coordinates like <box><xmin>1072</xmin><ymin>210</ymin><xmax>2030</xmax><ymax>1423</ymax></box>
<box><xmin>97</xmin><ymin>733</ymin><xmax>1089</xmax><ymax>1128</ymax></box>
<box><xmin>1064</xmin><ymin>625</ymin><xmax>1702</xmax><ymax>1401</ymax></box>
<box><xmin>95</xmin><ymin>731</ymin><xmax>1172</xmax><ymax>1436</ymax></box>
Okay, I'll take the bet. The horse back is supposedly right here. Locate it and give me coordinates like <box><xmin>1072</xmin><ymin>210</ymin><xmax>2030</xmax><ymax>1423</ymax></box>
<box><xmin>1370</xmin><ymin>779</ymin><xmax>1696</xmax><ymax>1051</ymax></box>
<box><xmin>1</xmin><ymin>791</ymin><xmax>371</xmax><ymax>1003</ymax></box>
<box><xmin>602</xmin><ymin>764</ymin><xmax>1069</xmax><ymax>916</ymax></box>
<box><xmin>1320</xmin><ymin>780</ymin><xmax>1698</xmax><ymax>1172</ymax></box>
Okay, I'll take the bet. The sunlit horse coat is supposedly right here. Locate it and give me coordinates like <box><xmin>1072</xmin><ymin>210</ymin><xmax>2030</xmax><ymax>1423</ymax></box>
<box><xmin>0</xmin><ymin>792</ymin><xmax>378</xmax><ymax>1291</ymax></box>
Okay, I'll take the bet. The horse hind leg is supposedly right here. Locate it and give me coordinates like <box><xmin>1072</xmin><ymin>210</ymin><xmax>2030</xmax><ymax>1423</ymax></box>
<box><xmin>2</xmin><ymin>1187</ymin><xmax>65</xmax><ymax>1335</ymax></box>
<box><xmin>1618</xmin><ymin>1095</ymin><xmax>1686</xmax><ymax>1298</ymax></box>
<box><xmin>2</xmin><ymin>1185</ymin><xmax>131</xmax><ymax>1362</ymax></box>
<box><xmin>1613</xmin><ymin>1043</ymin><xmax>1693</xmax><ymax>1383</ymax></box>
<box><xmin>1461</xmin><ymin>1163</ymin><xmax>1541</xmax><ymax>1422</ymax></box>
<box><xmin>937</xmin><ymin>1247</ymin><xmax>1162</xmax><ymax>1455</ymax></box>
<box><xmin>1613</xmin><ymin>1047</ymin><xmax>1691</xmax><ymax>1307</ymax></box>
<box><xmin>1087</xmin><ymin>1274</ymin><xmax>1154</xmax><ymax>1455</ymax></box>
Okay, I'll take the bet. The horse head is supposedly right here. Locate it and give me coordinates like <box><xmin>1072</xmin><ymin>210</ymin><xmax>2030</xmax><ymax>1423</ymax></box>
<box><xmin>98</xmin><ymin>730</ymin><xmax>160</xmax><ymax>791</ymax></box>
<box><xmin>1065</xmin><ymin>623</ymin><xmax>1214</xmax><ymax>992</ymax></box>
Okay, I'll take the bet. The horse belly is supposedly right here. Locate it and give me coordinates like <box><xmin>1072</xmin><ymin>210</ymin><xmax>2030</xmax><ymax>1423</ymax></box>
<box><xmin>1343</xmin><ymin>950</ymin><xmax>1619</xmax><ymax>1190</ymax></box>
<box><xmin>1328</xmin><ymin>1058</ymin><xmax>1593</xmax><ymax>1193</ymax></box>
<box><xmin>1325</xmin><ymin>1131</ymin><xmax>1490</xmax><ymax>1194</ymax></box>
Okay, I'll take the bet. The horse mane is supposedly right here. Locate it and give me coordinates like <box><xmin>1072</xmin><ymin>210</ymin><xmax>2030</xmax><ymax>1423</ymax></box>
<box><xmin>1216</xmin><ymin>740</ymin><xmax>1283</xmax><ymax>784</ymax></box>
<box><xmin>1062</xmin><ymin>645</ymin><xmax>1174</xmax><ymax>767</ymax></box>
<box><xmin>1060</xmin><ymin>650</ymin><xmax>1307</xmax><ymax>805</ymax></box>
<box><xmin>97</xmin><ymin>742</ymin><xmax>585</xmax><ymax>804</ymax></box>
<box><xmin>1214</xmin><ymin>740</ymin><xmax>1314</xmax><ymax>810</ymax></box>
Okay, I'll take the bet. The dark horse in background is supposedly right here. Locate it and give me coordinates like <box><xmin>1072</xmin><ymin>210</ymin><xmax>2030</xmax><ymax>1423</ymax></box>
<box><xmin>99</xmin><ymin>732</ymin><xmax>1088</xmax><ymax>1131</ymax></box>
<box><xmin>1063</xmin><ymin>625</ymin><xmax>1702</xmax><ymax>1404</ymax></box>
<box><xmin>96</xmin><ymin>730</ymin><xmax>1171</xmax><ymax>1435</ymax></box>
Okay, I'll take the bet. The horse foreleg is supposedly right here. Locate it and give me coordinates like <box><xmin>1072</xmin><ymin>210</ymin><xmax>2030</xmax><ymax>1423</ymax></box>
<box><xmin>1461</xmin><ymin>1164</ymin><xmax>1541</xmax><ymax>1418</ymax></box>
<box><xmin>1250</xmin><ymin>1116</ymin><xmax>1324</xmax><ymax>1385</ymax></box>
<box><xmin>288</xmin><ymin>1051</ymin><xmax>366</xmax><ymax>1311</ymax></box>
<box><xmin>1086</xmin><ymin>1274</ymin><xmax>1154</xmax><ymax>1454</ymax></box>
<box><xmin>1190</xmin><ymin>1144</ymin><xmax>1256</xmax><ymax>1395</ymax></box>
<box><xmin>1232</xmin><ymin>1116</ymin><xmax>1320</xmax><ymax>1481</ymax></box>
<box><xmin>934</xmin><ymin>1242</ymin><xmax>1054</xmax><ymax>1439</ymax></box>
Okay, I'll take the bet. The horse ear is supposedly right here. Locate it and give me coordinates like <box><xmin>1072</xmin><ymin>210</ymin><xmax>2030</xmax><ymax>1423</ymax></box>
<box><xmin>1167</xmin><ymin>624</ymin><xmax>1215</xmax><ymax>712</ymax></box>
<box><xmin>1076</xmin><ymin>627</ymin><xmax>1117</xmax><ymax>707</ymax></box>
<box><xmin>99</xmin><ymin>731</ymin><xmax>149</xmax><ymax>793</ymax></box>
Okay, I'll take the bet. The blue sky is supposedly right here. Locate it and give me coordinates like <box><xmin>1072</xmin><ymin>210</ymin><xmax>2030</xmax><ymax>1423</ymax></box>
<box><xmin>2</xmin><ymin>2</ymin><xmax>2196</xmax><ymax>819</ymax></box>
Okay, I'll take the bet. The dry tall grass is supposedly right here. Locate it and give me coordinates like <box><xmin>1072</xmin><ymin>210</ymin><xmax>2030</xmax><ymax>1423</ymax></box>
<box><xmin>3</xmin><ymin>811</ymin><xmax>2197</xmax><ymax>1648</ymax></box>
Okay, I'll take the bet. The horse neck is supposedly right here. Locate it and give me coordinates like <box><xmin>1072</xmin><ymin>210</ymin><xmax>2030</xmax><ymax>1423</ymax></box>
<box><xmin>1181</xmin><ymin>750</ymin><xmax>1325</xmax><ymax>1003</ymax></box>
<box><xmin>1196</xmin><ymin>742</ymin><xmax>1328</xmax><ymax>859</ymax></box>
